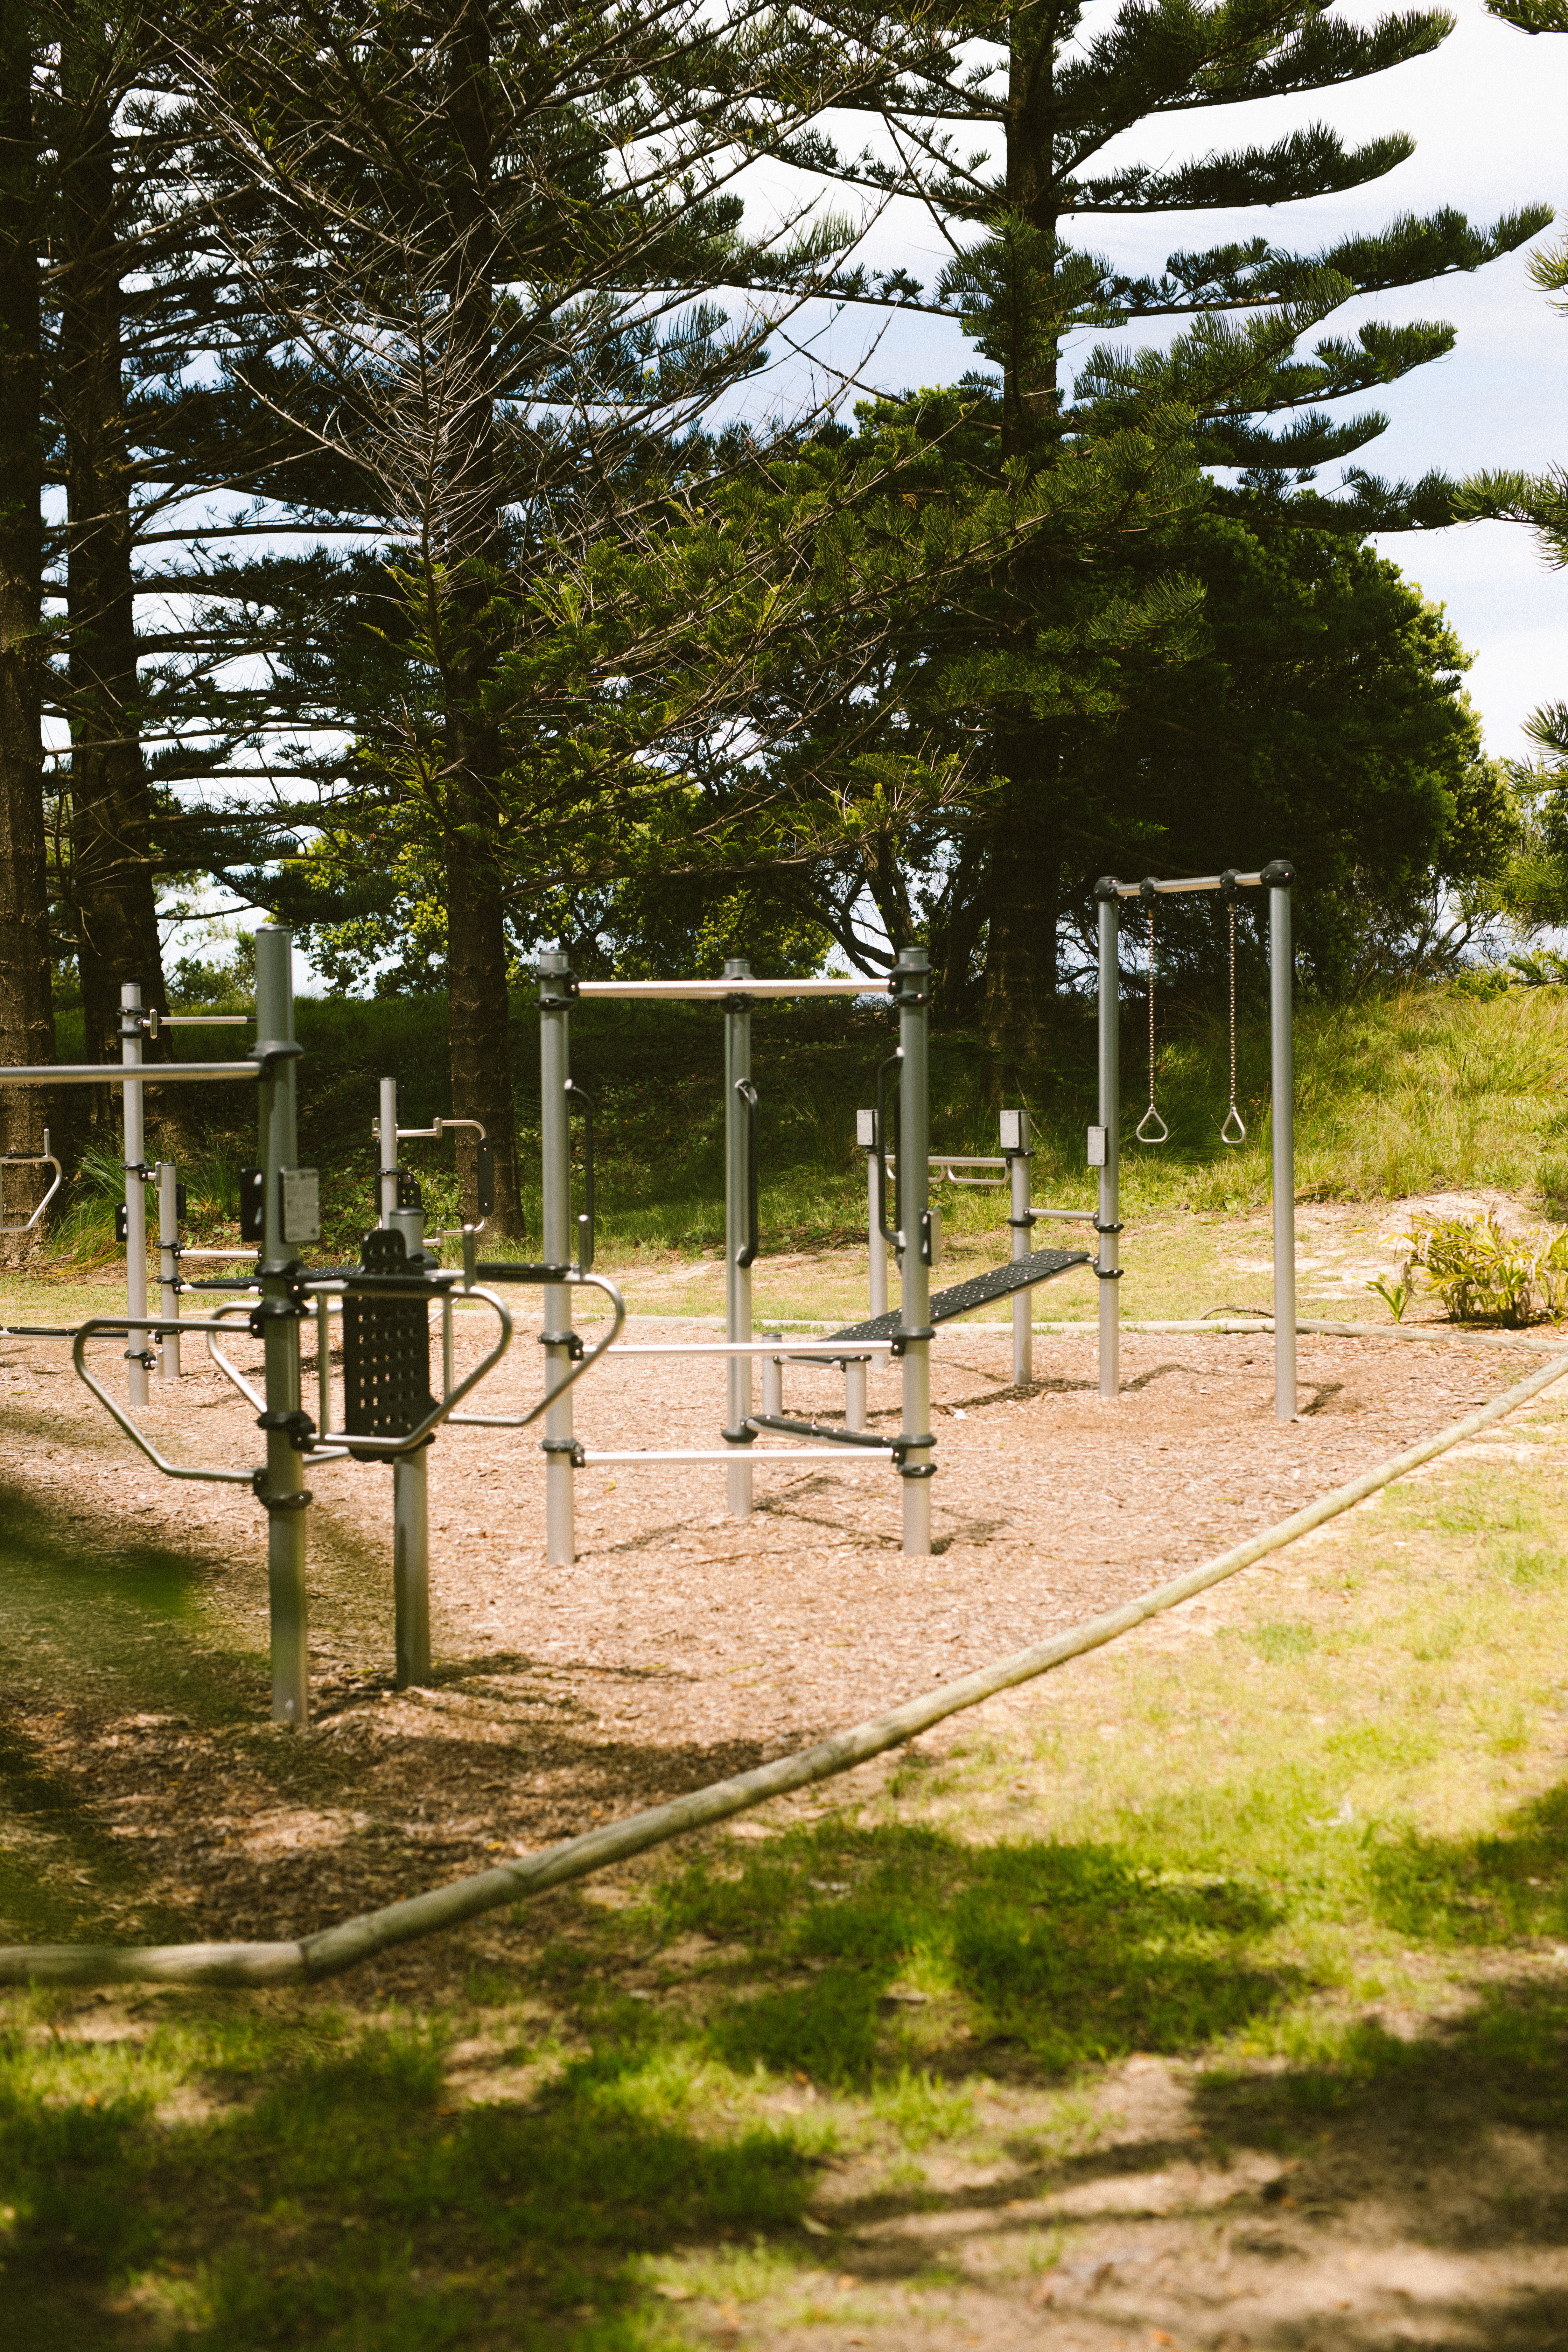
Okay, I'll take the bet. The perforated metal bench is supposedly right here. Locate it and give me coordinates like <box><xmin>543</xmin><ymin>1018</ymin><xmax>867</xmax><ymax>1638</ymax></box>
<box><xmin>829</xmin><ymin>1243</ymin><xmax>1091</xmax><ymax>1344</ymax></box>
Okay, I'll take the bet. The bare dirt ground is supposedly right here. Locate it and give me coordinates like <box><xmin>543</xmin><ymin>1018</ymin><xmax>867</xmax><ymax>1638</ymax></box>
<box><xmin>0</xmin><ymin>1307</ymin><xmax>1534</xmax><ymax>1945</ymax></box>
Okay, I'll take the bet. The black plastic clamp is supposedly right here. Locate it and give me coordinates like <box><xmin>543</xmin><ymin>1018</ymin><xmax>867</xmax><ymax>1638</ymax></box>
<box><xmin>537</xmin><ymin>969</ymin><xmax>580</xmax><ymax>1009</ymax></box>
<box><xmin>257</xmin><ymin>1407</ymin><xmax>317</xmax><ymax>1452</ymax></box>
<box><xmin>251</xmin><ymin>1037</ymin><xmax>304</xmax><ymax>1077</ymax></box>
<box><xmin>1007</xmin><ymin>1213</ymin><xmax>1037</xmax><ymax>1231</ymax></box>
<box><xmin>247</xmin><ymin>1291</ymin><xmax>307</xmax><ymax>1336</ymax></box>
<box><xmin>889</xmin><ymin>1324</ymin><xmax>935</xmax><ymax>1356</ymax></box>
<box><xmin>1219</xmin><ymin>866</ymin><xmax>1240</xmax><ymax>902</ymax></box>
<box><xmin>251</xmin><ymin>1474</ymin><xmax>313</xmax><ymax>1511</ymax></box>
<box><xmin>540</xmin><ymin>1437</ymin><xmax>586</xmax><ymax>1467</ymax></box>
<box><xmin>1092</xmin><ymin>1218</ymin><xmax>1124</xmax><ymax>1236</ymax></box>
<box><xmin>896</xmin><ymin>1454</ymin><xmax>937</xmax><ymax>1479</ymax></box>
<box><xmin>719</xmin><ymin>991</ymin><xmax>754</xmax><ymax>1013</ymax></box>
<box><xmin>124</xmin><ymin>1344</ymin><xmax>156</xmax><ymax>1369</ymax></box>
<box><xmin>538</xmin><ymin>1328</ymin><xmax>585</xmax><ymax>1361</ymax></box>
<box><xmin>1094</xmin><ymin>1266</ymin><xmax>1125</xmax><ymax>1281</ymax></box>
<box><xmin>721</xmin><ymin>1422</ymin><xmax>759</xmax><ymax>1445</ymax></box>
<box><xmin>1260</xmin><ymin>858</ymin><xmax>1295</xmax><ymax>888</ymax></box>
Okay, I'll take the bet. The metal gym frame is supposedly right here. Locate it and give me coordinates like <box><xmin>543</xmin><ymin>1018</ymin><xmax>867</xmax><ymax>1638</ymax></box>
<box><xmin>531</xmin><ymin>945</ymin><xmax>937</xmax><ymax>1562</ymax></box>
<box><xmin>859</xmin><ymin>1109</ymin><xmax>1098</xmax><ymax>1388</ymax></box>
<box><xmin>1094</xmin><ymin>861</ymin><xmax>1296</xmax><ymax>1420</ymax></box>
<box><xmin>0</xmin><ymin>929</ymin><xmax>623</xmax><ymax>1727</ymax></box>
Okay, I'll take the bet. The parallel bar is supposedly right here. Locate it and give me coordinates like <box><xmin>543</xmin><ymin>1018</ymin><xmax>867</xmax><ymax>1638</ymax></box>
<box><xmin>1032</xmin><ymin>1207</ymin><xmax>1096</xmax><ymax>1223</ymax></box>
<box><xmin>0</xmin><ymin>1062</ymin><xmax>259</xmax><ymax>1085</ymax></box>
<box><xmin>608</xmin><ymin>1339</ymin><xmax>893</xmax><ymax>1358</ymax></box>
<box><xmin>580</xmin><ymin>1448</ymin><xmax>897</xmax><ymax>1466</ymax></box>
<box><xmin>122</xmin><ymin>987</ymin><xmax>149</xmax><ymax>1410</ymax></box>
<box><xmin>574</xmin><ymin>978</ymin><xmax>884</xmax><ymax>999</ymax></box>
<box><xmin>723</xmin><ymin>960</ymin><xmax>754</xmax><ymax>1522</ymax></box>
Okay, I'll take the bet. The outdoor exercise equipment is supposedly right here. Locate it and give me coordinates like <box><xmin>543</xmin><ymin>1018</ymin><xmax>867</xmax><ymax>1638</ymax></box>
<box><xmin>1093</xmin><ymin>861</ymin><xmax>1295</xmax><ymax>1418</ymax></box>
<box><xmin>518</xmin><ymin>947</ymin><xmax>935</xmax><ymax>1562</ymax></box>
<box><xmin>0</xmin><ymin>929</ymin><xmax>623</xmax><ymax>1725</ymax></box>
<box><xmin>0</xmin><ymin>1130</ymin><xmax>62</xmax><ymax>1234</ymax></box>
<box><xmin>856</xmin><ymin>1106</ymin><xmax>1098</xmax><ymax>1385</ymax></box>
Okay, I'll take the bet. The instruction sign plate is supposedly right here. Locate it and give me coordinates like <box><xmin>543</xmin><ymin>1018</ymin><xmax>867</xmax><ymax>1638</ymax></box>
<box><xmin>1086</xmin><ymin>1125</ymin><xmax>1108</xmax><ymax>1167</ymax></box>
<box><xmin>280</xmin><ymin>1167</ymin><xmax>321</xmax><ymax>1244</ymax></box>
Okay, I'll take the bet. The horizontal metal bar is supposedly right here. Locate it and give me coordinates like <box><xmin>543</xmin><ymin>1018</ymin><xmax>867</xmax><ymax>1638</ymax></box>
<box><xmin>0</xmin><ymin>1062</ymin><xmax>260</xmax><ymax>1086</ymax></box>
<box><xmin>1029</xmin><ymin>1207</ymin><xmax>1098</xmax><ymax>1223</ymax></box>
<box><xmin>572</xmin><ymin>978</ymin><xmax>884</xmax><ymax>1000</ymax></box>
<box><xmin>578</xmin><ymin>1448</ymin><xmax>897</xmax><ymax>1465</ymax></box>
<box><xmin>1110</xmin><ymin>872</ymin><xmax>1264</xmax><ymax>898</ymax></box>
<box><xmin>2</xmin><ymin>1324</ymin><xmax>130</xmax><ymax>1339</ymax></box>
<box><xmin>887</xmin><ymin>1155</ymin><xmax>1006</xmax><ymax>1171</ymax></box>
<box><xmin>606</xmin><ymin>1339</ymin><xmax>894</xmax><ymax>1358</ymax></box>
<box><xmin>178</xmin><ymin>1247</ymin><xmax>261</xmax><ymax>1260</ymax></box>
<box><xmin>156</xmin><ymin>1015</ymin><xmax>250</xmax><ymax>1027</ymax></box>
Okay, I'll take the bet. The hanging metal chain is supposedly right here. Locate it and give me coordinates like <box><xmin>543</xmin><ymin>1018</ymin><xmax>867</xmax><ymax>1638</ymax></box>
<box><xmin>1135</xmin><ymin>898</ymin><xmax>1168</xmax><ymax>1143</ymax></box>
<box><xmin>1221</xmin><ymin>900</ymin><xmax>1246</xmax><ymax>1144</ymax></box>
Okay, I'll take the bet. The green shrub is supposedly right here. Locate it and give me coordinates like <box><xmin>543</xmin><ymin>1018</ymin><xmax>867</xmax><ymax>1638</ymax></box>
<box><xmin>1407</xmin><ymin>1210</ymin><xmax>1568</xmax><ymax>1327</ymax></box>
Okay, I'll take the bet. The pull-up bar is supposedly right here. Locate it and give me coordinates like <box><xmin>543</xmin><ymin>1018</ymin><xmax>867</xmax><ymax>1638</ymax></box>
<box><xmin>1105</xmin><ymin>871</ymin><xmax>1266</xmax><ymax>898</ymax></box>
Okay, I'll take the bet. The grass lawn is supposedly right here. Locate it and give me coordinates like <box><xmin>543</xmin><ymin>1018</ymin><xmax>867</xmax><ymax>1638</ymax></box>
<box><xmin>4</xmin><ymin>1357</ymin><xmax>1568</xmax><ymax>2346</ymax></box>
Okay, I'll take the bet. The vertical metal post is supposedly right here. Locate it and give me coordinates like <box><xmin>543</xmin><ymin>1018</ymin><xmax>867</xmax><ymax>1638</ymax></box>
<box><xmin>1005</xmin><ymin>1108</ymin><xmax>1032</xmax><ymax>1386</ymax></box>
<box><xmin>539</xmin><ymin>950</ymin><xmax>576</xmax><ymax>1565</ymax></box>
<box><xmin>255</xmin><ymin>926</ymin><xmax>310</xmax><ymax>1728</ymax></box>
<box><xmin>378</xmin><ymin>1077</ymin><xmax>399</xmax><ymax>1227</ymax></box>
<box><xmin>121</xmin><ymin>983</ymin><xmax>149</xmax><ymax>1408</ymax></box>
<box><xmin>845</xmin><ymin>1357</ymin><xmax>867</xmax><ymax>1433</ymax></box>
<box><xmin>393</xmin><ymin>1444</ymin><xmax>430</xmax><ymax>1686</ymax></box>
<box><xmin>723</xmin><ymin>959</ymin><xmax>754</xmax><ymax>1521</ymax></box>
<box><xmin>862</xmin><ymin>1113</ymin><xmax>887</xmax><ymax>1320</ymax></box>
<box><xmin>762</xmin><ymin>1337</ymin><xmax>783</xmax><ymax>1419</ymax></box>
<box><xmin>1095</xmin><ymin>882</ymin><xmax>1121</xmax><ymax>1401</ymax></box>
<box><xmin>1266</xmin><ymin>861</ymin><xmax>1297</xmax><ymax>1420</ymax></box>
<box><xmin>896</xmin><ymin>947</ymin><xmax>932</xmax><ymax>1555</ymax></box>
<box><xmin>156</xmin><ymin>1162</ymin><xmax>180</xmax><ymax>1383</ymax></box>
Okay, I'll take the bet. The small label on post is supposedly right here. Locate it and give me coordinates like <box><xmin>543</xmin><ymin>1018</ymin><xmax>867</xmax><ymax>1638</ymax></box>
<box><xmin>280</xmin><ymin>1167</ymin><xmax>321</xmax><ymax>1244</ymax></box>
<box><xmin>1086</xmin><ymin>1126</ymin><xmax>1108</xmax><ymax>1168</ymax></box>
<box><xmin>856</xmin><ymin>1107</ymin><xmax>877</xmax><ymax>1149</ymax></box>
<box><xmin>999</xmin><ymin>1107</ymin><xmax>1029</xmax><ymax>1152</ymax></box>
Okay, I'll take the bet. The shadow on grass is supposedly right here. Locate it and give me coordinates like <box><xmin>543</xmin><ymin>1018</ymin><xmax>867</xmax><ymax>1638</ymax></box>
<box><xmin>5</xmin><ymin>1809</ymin><xmax>1568</xmax><ymax>2349</ymax></box>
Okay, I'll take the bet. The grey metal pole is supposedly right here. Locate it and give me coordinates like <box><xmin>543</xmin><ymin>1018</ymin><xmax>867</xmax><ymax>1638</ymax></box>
<box><xmin>378</xmin><ymin>1077</ymin><xmax>399</xmax><ymax>1226</ymax></box>
<box><xmin>896</xmin><ymin>947</ymin><xmax>933</xmax><ymax>1555</ymax></box>
<box><xmin>1095</xmin><ymin>882</ymin><xmax>1121</xmax><ymax>1401</ymax></box>
<box><xmin>539</xmin><ymin>951</ymin><xmax>576</xmax><ymax>1565</ymax></box>
<box><xmin>1004</xmin><ymin>1108</ymin><xmax>1032</xmax><ymax>1386</ymax></box>
<box><xmin>156</xmin><ymin>1162</ymin><xmax>180</xmax><ymax>1383</ymax></box>
<box><xmin>845</xmin><ymin>1357</ymin><xmax>868</xmax><ymax>1433</ymax></box>
<box><xmin>121</xmin><ymin>984</ymin><xmax>150</xmax><ymax>1408</ymax></box>
<box><xmin>862</xmin><ymin>1112</ymin><xmax>887</xmax><ymax>1320</ymax></box>
<box><xmin>255</xmin><ymin>926</ymin><xmax>310</xmax><ymax>1728</ymax></box>
<box><xmin>723</xmin><ymin>959</ymin><xmax>755</xmax><ymax>1521</ymax></box>
<box><xmin>1265</xmin><ymin>860</ymin><xmax>1297</xmax><ymax>1420</ymax></box>
<box><xmin>393</xmin><ymin>1444</ymin><xmax>430</xmax><ymax>1687</ymax></box>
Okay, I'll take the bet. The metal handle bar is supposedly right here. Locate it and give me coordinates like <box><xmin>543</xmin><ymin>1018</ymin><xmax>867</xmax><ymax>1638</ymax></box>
<box><xmin>393</xmin><ymin>1114</ymin><xmax>488</xmax><ymax>1142</ymax></box>
<box><xmin>565</xmin><ymin>1078</ymin><xmax>595</xmax><ymax>1273</ymax></box>
<box><xmin>1106</xmin><ymin>873</ymin><xmax>1266</xmax><ymax>898</ymax></box>
<box><xmin>145</xmin><ymin>1012</ymin><xmax>251</xmax><ymax>1035</ymax></box>
<box><xmin>297</xmin><ymin>1279</ymin><xmax>515</xmax><ymax>1457</ymax></box>
<box><xmin>734</xmin><ymin>1079</ymin><xmax>758</xmax><ymax>1269</ymax></box>
<box><xmin>72</xmin><ymin>1317</ymin><xmax>262</xmax><ymax>1485</ymax></box>
<box><xmin>203</xmin><ymin>1300</ymin><xmax>269</xmax><ymax>1412</ymax></box>
<box><xmin>0</xmin><ymin>1131</ymin><xmax>63</xmax><ymax>1233</ymax></box>
<box><xmin>874</xmin><ymin>1052</ymin><xmax>902</xmax><ymax>1255</ymax></box>
<box><xmin>444</xmin><ymin>1267</ymin><xmax>626</xmax><ymax>1430</ymax></box>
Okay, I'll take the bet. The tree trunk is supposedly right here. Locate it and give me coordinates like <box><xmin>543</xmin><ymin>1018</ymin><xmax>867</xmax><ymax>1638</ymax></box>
<box><xmin>57</xmin><ymin>13</ymin><xmax>171</xmax><ymax>1071</ymax></box>
<box><xmin>981</xmin><ymin>757</ymin><xmax>1061</xmax><ymax>1086</ymax></box>
<box><xmin>0</xmin><ymin>0</ymin><xmax>58</xmax><ymax>1253</ymax></box>
<box><xmin>439</xmin><ymin>0</ymin><xmax>523</xmax><ymax>1237</ymax></box>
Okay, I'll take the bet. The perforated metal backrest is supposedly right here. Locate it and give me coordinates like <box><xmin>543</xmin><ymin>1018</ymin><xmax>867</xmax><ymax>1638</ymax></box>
<box><xmin>341</xmin><ymin>1227</ymin><xmax>437</xmax><ymax>1445</ymax></box>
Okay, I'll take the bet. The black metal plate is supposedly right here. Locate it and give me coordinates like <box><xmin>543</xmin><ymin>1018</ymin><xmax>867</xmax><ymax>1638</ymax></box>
<box><xmin>341</xmin><ymin>1228</ymin><xmax>437</xmax><ymax>1450</ymax></box>
<box><xmin>831</xmin><ymin>1245</ymin><xmax>1091</xmax><ymax>1342</ymax></box>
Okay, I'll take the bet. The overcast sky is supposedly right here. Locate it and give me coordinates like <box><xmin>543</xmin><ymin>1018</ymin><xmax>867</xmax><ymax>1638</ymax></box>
<box><xmin>780</xmin><ymin>0</ymin><xmax>1568</xmax><ymax>763</ymax></box>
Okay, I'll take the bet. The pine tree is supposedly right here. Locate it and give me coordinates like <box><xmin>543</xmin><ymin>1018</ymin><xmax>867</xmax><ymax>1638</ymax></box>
<box><xmin>776</xmin><ymin>0</ymin><xmax>1550</xmax><ymax>1058</ymax></box>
